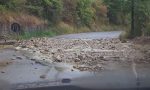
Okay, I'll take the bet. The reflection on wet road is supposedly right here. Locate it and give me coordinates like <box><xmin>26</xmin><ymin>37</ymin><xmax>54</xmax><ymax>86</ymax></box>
<box><xmin>0</xmin><ymin>48</ymin><xmax>150</xmax><ymax>90</ymax></box>
<box><xmin>0</xmin><ymin>31</ymin><xmax>150</xmax><ymax>90</ymax></box>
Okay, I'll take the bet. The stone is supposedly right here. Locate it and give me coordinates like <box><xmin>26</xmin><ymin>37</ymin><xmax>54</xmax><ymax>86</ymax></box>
<box><xmin>16</xmin><ymin>56</ymin><xmax>23</xmax><ymax>60</ymax></box>
<box><xmin>40</xmin><ymin>75</ymin><xmax>46</xmax><ymax>79</ymax></box>
<box><xmin>54</xmin><ymin>55</ymin><xmax>62</xmax><ymax>62</ymax></box>
<box><xmin>34</xmin><ymin>44</ymin><xmax>38</xmax><ymax>47</ymax></box>
<box><xmin>21</xmin><ymin>45</ymin><xmax>27</xmax><ymax>48</ymax></box>
<box><xmin>30</xmin><ymin>58</ymin><xmax>36</xmax><ymax>61</ymax></box>
<box><xmin>16</xmin><ymin>37</ymin><xmax>147</xmax><ymax>72</ymax></box>
<box><xmin>74</xmin><ymin>58</ymin><xmax>80</xmax><ymax>62</ymax></box>
<box><xmin>11</xmin><ymin>58</ymin><xmax>16</xmax><ymax>60</ymax></box>
<box><xmin>15</xmin><ymin>47</ymin><xmax>21</xmax><ymax>50</ymax></box>
<box><xmin>1</xmin><ymin>71</ymin><xmax>5</xmax><ymax>73</ymax></box>
<box><xmin>78</xmin><ymin>55</ymin><xmax>83</xmax><ymax>60</ymax></box>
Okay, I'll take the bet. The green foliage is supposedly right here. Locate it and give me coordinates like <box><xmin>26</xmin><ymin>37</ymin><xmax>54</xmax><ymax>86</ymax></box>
<box><xmin>18</xmin><ymin>29</ymin><xmax>57</xmax><ymax>39</ymax></box>
<box><xmin>0</xmin><ymin>5</ymin><xmax>6</xmax><ymax>12</ymax></box>
<box><xmin>0</xmin><ymin>0</ymin><xmax>26</xmax><ymax>11</ymax></box>
<box><xmin>43</xmin><ymin>0</ymin><xmax>63</xmax><ymax>24</ymax></box>
<box><xmin>7</xmin><ymin>0</ymin><xmax>26</xmax><ymax>10</ymax></box>
<box><xmin>104</xmin><ymin>0</ymin><xmax>150</xmax><ymax>37</ymax></box>
<box><xmin>26</xmin><ymin>0</ymin><xmax>63</xmax><ymax>24</ymax></box>
<box><xmin>103</xmin><ymin>0</ymin><xmax>130</xmax><ymax>25</ymax></box>
<box><xmin>61</xmin><ymin>0</ymin><xmax>78</xmax><ymax>24</ymax></box>
<box><xmin>1</xmin><ymin>0</ymin><xmax>150</xmax><ymax>38</ymax></box>
<box><xmin>145</xmin><ymin>24</ymin><xmax>150</xmax><ymax>36</ymax></box>
<box><xmin>43</xmin><ymin>0</ymin><xmax>52</xmax><ymax>6</ymax></box>
<box><xmin>133</xmin><ymin>0</ymin><xmax>150</xmax><ymax>36</ymax></box>
<box><xmin>0</xmin><ymin>0</ymin><xmax>11</xmax><ymax>5</ymax></box>
<box><xmin>76</xmin><ymin>0</ymin><xmax>95</xmax><ymax>27</ymax></box>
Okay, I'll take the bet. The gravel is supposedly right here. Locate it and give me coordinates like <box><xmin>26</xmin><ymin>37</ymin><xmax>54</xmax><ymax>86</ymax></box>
<box><xmin>15</xmin><ymin>37</ymin><xmax>149</xmax><ymax>72</ymax></box>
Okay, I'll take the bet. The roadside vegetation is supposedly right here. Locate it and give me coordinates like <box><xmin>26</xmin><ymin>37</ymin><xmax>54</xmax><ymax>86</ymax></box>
<box><xmin>0</xmin><ymin>0</ymin><xmax>150</xmax><ymax>39</ymax></box>
<box><xmin>18</xmin><ymin>29</ymin><xmax>57</xmax><ymax>40</ymax></box>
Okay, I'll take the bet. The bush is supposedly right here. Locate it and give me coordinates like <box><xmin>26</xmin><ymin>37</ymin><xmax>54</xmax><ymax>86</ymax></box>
<box><xmin>42</xmin><ymin>0</ymin><xmax>63</xmax><ymax>24</ymax></box>
<box><xmin>145</xmin><ymin>24</ymin><xmax>150</xmax><ymax>36</ymax></box>
<box><xmin>56</xmin><ymin>22</ymin><xmax>75</xmax><ymax>34</ymax></box>
<box><xmin>76</xmin><ymin>0</ymin><xmax>95</xmax><ymax>27</ymax></box>
<box><xmin>18</xmin><ymin>29</ymin><xmax>57</xmax><ymax>39</ymax></box>
<box><xmin>0</xmin><ymin>5</ymin><xmax>6</xmax><ymax>12</ymax></box>
<box><xmin>119</xmin><ymin>30</ymin><xmax>130</xmax><ymax>43</ymax></box>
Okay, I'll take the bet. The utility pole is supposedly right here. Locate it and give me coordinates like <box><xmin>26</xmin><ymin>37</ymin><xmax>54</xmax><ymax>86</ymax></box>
<box><xmin>131</xmin><ymin>0</ymin><xmax>135</xmax><ymax>38</ymax></box>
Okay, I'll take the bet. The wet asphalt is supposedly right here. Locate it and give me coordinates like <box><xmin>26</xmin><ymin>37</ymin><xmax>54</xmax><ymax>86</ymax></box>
<box><xmin>0</xmin><ymin>31</ymin><xmax>150</xmax><ymax>90</ymax></box>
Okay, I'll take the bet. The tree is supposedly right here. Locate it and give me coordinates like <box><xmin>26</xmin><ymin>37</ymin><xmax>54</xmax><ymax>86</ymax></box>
<box><xmin>104</xmin><ymin>0</ymin><xmax>150</xmax><ymax>37</ymax></box>
<box><xmin>62</xmin><ymin>0</ymin><xmax>78</xmax><ymax>25</ymax></box>
<box><xmin>133</xmin><ymin>0</ymin><xmax>150</xmax><ymax>36</ymax></box>
<box><xmin>0</xmin><ymin>0</ymin><xmax>26</xmax><ymax>11</ymax></box>
<box><xmin>42</xmin><ymin>0</ymin><xmax>63</xmax><ymax>24</ymax></box>
<box><xmin>26</xmin><ymin>0</ymin><xmax>63</xmax><ymax>24</ymax></box>
<box><xmin>76</xmin><ymin>0</ymin><xmax>95</xmax><ymax>27</ymax></box>
<box><xmin>103</xmin><ymin>0</ymin><xmax>130</xmax><ymax>25</ymax></box>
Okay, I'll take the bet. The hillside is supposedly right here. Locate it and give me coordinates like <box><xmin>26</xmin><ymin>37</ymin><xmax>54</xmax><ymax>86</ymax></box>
<box><xmin>0</xmin><ymin>0</ymin><xmax>150</xmax><ymax>39</ymax></box>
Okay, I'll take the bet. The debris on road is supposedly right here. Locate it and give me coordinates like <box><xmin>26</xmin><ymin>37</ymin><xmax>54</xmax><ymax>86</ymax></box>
<box><xmin>16</xmin><ymin>37</ymin><xmax>150</xmax><ymax>72</ymax></box>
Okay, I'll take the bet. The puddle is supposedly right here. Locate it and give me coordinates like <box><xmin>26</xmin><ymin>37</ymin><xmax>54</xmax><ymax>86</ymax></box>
<box><xmin>0</xmin><ymin>60</ymin><xmax>13</xmax><ymax>68</ymax></box>
<box><xmin>0</xmin><ymin>47</ymin><xmax>150</xmax><ymax>89</ymax></box>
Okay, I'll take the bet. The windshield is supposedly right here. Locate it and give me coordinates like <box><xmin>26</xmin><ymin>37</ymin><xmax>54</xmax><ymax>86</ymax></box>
<box><xmin>0</xmin><ymin>0</ymin><xmax>150</xmax><ymax>90</ymax></box>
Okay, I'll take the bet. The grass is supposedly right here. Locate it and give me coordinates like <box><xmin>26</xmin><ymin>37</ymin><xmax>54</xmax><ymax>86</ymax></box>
<box><xmin>53</xmin><ymin>22</ymin><xmax>126</xmax><ymax>35</ymax></box>
<box><xmin>54</xmin><ymin>23</ymin><xmax>91</xmax><ymax>34</ymax></box>
<box><xmin>18</xmin><ymin>30</ymin><xmax>57</xmax><ymax>40</ymax></box>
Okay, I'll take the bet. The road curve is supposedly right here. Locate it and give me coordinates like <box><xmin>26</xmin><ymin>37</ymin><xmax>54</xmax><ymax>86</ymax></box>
<box><xmin>54</xmin><ymin>31</ymin><xmax>122</xmax><ymax>39</ymax></box>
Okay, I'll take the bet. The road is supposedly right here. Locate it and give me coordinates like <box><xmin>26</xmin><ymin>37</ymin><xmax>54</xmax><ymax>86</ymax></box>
<box><xmin>0</xmin><ymin>31</ymin><xmax>150</xmax><ymax>90</ymax></box>
<box><xmin>54</xmin><ymin>31</ymin><xmax>122</xmax><ymax>39</ymax></box>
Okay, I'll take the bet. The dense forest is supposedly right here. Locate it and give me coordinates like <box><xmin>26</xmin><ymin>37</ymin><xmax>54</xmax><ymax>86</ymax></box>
<box><xmin>0</xmin><ymin>0</ymin><xmax>150</xmax><ymax>38</ymax></box>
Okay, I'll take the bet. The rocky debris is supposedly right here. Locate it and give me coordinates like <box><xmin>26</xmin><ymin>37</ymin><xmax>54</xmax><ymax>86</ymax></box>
<box><xmin>1</xmin><ymin>71</ymin><xmax>5</xmax><ymax>73</ymax></box>
<box><xmin>0</xmin><ymin>40</ymin><xmax>17</xmax><ymax>45</ymax></box>
<box><xmin>133</xmin><ymin>44</ymin><xmax>150</xmax><ymax>63</ymax></box>
<box><xmin>11</xmin><ymin>58</ymin><xmax>16</xmax><ymax>60</ymax></box>
<box><xmin>53</xmin><ymin>55</ymin><xmax>62</xmax><ymax>62</ymax></box>
<box><xmin>16</xmin><ymin>56</ymin><xmax>23</xmax><ymax>60</ymax></box>
<box><xmin>133</xmin><ymin>36</ymin><xmax>150</xmax><ymax>45</ymax></box>
<box><xmin>73</xmin><ymin>65</ymin><xmax>103</xmax><ymax>72</ymax></box>
<box><xmin>40</xmin><ymin>75</ymin><xmax>46</xmax><ymax>79</ymax></box>
<box><xmin>16</xmin><ymin>37</ymin><xmax>149</xmax><ymax>72</ymax></box>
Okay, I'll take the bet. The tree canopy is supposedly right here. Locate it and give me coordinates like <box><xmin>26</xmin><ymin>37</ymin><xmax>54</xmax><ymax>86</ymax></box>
<box><xmin>0</xmin><ymin>0</ymin><xmax>150</xmax><ymax>37</ymax></box>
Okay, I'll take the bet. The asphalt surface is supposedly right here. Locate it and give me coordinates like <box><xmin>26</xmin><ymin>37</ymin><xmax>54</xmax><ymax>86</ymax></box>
<box><xmin>54</xmin><ymin>31</ymin><xmax>122</xmax><ymax>39</ymax></box>
<box><xmin>0</xmin><ymin>31</ymin><xmax>150</xmax><ymax>90</ymax></box>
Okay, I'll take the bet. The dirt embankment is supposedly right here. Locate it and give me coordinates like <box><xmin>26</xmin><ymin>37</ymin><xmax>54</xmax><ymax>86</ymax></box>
<box><xmin>0</xmin><ymin>11</ymin><xmax>47</xmax><ymax>36</ymax></box>
<box><xmin>16</xmin><ymin>37</ymin><xmax>150</xmax><ymax>72</ymax></box>
<box><xmin>131</xmin><ymin>37</ymin><xmax>150</xmax><ymax>63</ymax></box>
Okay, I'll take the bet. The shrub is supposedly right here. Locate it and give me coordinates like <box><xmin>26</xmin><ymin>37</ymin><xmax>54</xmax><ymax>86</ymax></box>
<box><xmin>145</xmin><ymin>24</ymin><xmax>150</xmax><ymax>36</ymax></box>
<box><xmin>0</xmin><ymin>5</ymin><xmax>6</xmax><ymax>12</ymax></box>
<box><xmin>76</xmin><ymin>0</ymin><xmax>95</xmax><ymax>27</ymax></box>
<box><xmin>42</xmin><ymin>0</ymin><xmax>63</xmax><ymax>24</ymax></box>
